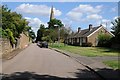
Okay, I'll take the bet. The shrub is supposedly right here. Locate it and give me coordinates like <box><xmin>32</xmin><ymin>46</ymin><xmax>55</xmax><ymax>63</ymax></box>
<box><xmin>82</xmin><ymin>42</ymin><xmax>92</xmax><ymax>47</ymax></box>
<box><xmin>97</xmin><ymin>33</ymin><xmax>112</xmax><ymax>47</ymax></box>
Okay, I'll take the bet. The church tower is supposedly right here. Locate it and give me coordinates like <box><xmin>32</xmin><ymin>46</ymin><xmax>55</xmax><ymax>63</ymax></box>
<box><xmin>50</xmin><ymin>6</ymin><xmax>54</xmax><ymax>21</ymax></box>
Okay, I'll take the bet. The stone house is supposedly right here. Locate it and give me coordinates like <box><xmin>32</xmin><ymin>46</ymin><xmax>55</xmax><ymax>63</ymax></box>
<box><xmin>65</xmin><ymin>24</ymin><xmax>114</xmax><ymax>46</ymax></box>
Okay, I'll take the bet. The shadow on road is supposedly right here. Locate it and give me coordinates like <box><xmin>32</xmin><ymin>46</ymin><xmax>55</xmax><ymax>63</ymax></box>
<box><xmin>1</xmin><ymin>68</ymin><xmax>120</xmax><ymax>80</ymax></box>
<box><xmin>1</xmin><ymin>71</ymin><xmax>62</xmax><ymax>80</ymax></box>
<box><xmin>75</xmin><ymin>68</ymin><xmax>120</xmax><ymax>80</ymax></box>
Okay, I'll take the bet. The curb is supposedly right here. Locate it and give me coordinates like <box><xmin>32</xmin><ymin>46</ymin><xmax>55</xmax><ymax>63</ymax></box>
<box><xmin>49</xmin><ymin>47</ymin><xmax>106</xmax><ymax>80</ymax></box>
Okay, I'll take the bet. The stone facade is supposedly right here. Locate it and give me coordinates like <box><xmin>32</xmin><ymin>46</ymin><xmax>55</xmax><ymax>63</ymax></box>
<box><xmin>65</xmin><ymin>25</ymin><xmax>114</xmax><ymax>46</ymax></box>
<box><xmin>87</xmin><ymin>27</ymin><xmax>113</xmax><ymax>46</ymax></box>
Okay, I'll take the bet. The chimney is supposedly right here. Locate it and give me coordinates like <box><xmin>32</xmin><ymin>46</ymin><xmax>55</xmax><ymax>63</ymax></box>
<box><xmin>78</xmin><ymin>27</ymin><xmax>81</xmax><ymax>33</ymax></box>
<box><xmin>89</xmin><ymin>24</ymin><xmax>92</xmax><ymax>31</ymax></box>
<box><xmin>100</xmin><ymin>24</ymin><xmax>102</xmax><ymax>26</ymax></box>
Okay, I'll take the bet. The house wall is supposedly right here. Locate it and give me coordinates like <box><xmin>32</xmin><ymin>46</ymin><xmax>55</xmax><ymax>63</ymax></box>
<box><xmin>87</xmin><ymin>27</ymin><xmax>113</xmax><ymax>46</ymax></box>
<box><xmin>73</xmin><ymin>38</ymin><xmax>80</xmax><ymax>46</ymax></box>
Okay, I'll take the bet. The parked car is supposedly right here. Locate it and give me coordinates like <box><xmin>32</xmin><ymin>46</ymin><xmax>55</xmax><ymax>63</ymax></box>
<box><xmin>37</xmin><ymin>41</ymin><xmax>48</xmax><ymax>48</ymax></box>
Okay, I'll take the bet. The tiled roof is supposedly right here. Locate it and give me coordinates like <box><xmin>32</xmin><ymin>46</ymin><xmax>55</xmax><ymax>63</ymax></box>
<box><xmin>68</xmin><ymin>26</ymin><xmax>101</xmax><ymax>38</ymax></box>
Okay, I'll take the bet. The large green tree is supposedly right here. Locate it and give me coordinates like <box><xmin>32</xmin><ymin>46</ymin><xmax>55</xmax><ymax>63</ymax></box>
<box><xmin>2</xmin><ymin>5</ymin><xmax>35</xmax><ymax>45</ymax></box>
<box><xmin>36</xmin><ymin>19</ymin><xmax>72</xmax><ymax>43</ymax></box>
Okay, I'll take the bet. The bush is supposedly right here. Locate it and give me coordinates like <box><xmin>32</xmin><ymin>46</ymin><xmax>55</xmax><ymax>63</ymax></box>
<box><xmin>97</xmin><ymin>33</ymin><xmax>112</xmax><ymax>47</ymax></box>
<box><xmin>82</xmin><ymin>42</ymin><xmax>92</xmax><ymax>47</ymax></box>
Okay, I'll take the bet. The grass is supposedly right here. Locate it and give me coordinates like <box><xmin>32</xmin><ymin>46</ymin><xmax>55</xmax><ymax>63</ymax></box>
<box><xmin>103</xmin><ymin>60</ymin><xmax>119</xmax><ymax>69</ymax></box>
<box><xmin>49</xmin><ymin>43</ymin><xmax>119</xmax><ymax>57</ymax></box>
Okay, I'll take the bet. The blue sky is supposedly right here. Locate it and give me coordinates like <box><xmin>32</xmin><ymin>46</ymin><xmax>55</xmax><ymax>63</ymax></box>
<box><xmin>2</xmin><ymin>2</ymin><xmax>118</xmax><ymax>35</ymax></box>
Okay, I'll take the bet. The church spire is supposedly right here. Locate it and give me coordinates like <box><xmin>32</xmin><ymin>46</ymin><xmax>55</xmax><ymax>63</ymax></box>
<box><xmin>50</xmin><ymin>6</ymin><xmax>54</xmax><ymax>21</ymax></box>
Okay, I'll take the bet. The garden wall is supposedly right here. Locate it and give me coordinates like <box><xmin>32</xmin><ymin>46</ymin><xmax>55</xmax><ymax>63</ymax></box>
<box><xmin>0</xmin><ymin>33</ymin><xmax>30</xmax><ymax>58</ymax></box>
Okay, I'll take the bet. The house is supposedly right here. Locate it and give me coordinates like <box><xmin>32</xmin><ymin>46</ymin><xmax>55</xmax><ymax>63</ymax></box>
<box><xmin>65</xmin><ymin>24</ymin><xmax>114</xmax><ymax>46</ymax></box>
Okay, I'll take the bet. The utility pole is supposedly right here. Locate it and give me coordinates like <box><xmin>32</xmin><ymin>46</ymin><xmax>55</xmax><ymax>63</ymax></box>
<box><xmin>58</xmin><ymin>27</ymin><xmax>60</xmax><ymax>47</ymax></box>
<box><xmin>106</xmin><ymin>22</ymin><xmax>108</xmax><ymax>30</ymax></box>
<box><xmin>54</xmin><ymin>24</ymin><xmax>60</xmax><ymax>46</ymax></box>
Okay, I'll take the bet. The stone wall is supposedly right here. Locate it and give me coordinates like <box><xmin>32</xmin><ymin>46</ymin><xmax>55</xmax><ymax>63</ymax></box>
<box><xmin>19</xmin><ymin>32</ymin><xmax>30</xmax><ymax>49</ymax></box>
<box><xmin>0</xmin><ymin>32</ymin><xmax>30</xmax><ymax>58</ymax></box>
<box><xmin>0</xmin><ymin>38</ymin><xmax>14</xmax><ymax>58</ymax></box>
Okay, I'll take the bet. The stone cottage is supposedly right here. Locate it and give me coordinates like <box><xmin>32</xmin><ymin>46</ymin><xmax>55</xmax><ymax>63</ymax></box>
<box><xmin>65</xmin><ymin>24</ymin><xmax>114</xmax><ymax>46</ymax></box>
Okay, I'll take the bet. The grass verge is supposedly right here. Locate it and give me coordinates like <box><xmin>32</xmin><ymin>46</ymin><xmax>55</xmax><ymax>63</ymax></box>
<box><xmin>49</xmin><ymin>43</ymin><xmax>119</xmax><ymax>57</ymax></box>
<box><xmin>103</xmin><ymin>60</ymin><xmax>119</xmax><ymax>69</ymax></box>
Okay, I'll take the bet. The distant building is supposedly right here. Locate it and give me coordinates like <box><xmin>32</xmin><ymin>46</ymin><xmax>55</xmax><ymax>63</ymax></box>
<box><xmin>50</xmin><ymin>6</ymin><xmax>54</xmax><ymax>21</ymax></box>
<box><xmin>65</xmin><ymin>24</ymin><xmax>114</xmax><ymax>46</ymax></box>
<box><xmin>48</xmin><ymin>6</ymin><xmax>55</xmax><ymax>28</ymax></box>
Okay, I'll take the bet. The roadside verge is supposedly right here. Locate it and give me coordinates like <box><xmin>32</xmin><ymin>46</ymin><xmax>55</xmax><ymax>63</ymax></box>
<box><xmin>49</xmin><ymin>47</ymin><xmax>119</xmax><ymax>80</ymax></box>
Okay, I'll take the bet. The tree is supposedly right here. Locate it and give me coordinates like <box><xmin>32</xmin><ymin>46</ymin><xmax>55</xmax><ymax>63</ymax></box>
<box><xmin>60</xmin><ymin>26</ymin><xmax>72</xmax><ymax>42</ymax></box>
<box><xmin>2</xmin><ymin>5</ymin><xmax>35</xmax><ymax>46</ymax></box>
<box><xmin>111</xmin><ymin>17</ymin><xmax>120</xmax><ymax>36</ymax></box>
<box><xmin>36</xmin><ymin>24</ymin><xmax>45</xmax><ymax>42</ymax></box>
<box><xmin>36</xmin><ymin>19</ymin><xmax>66</xmax><ymax>43</ymax></box>
<box><xmin>28</xmin><ymin>29</ymin><xmax>36</xmax><ymax>40</ymax></box>
<box><xmin>97</xmin><ymin>33</ymin><xmax>112</xmax><ymax>47</ymax></box>
<box><xmin>111</xmin><ymin>17</ymin><xmax>120</xmax><ymax>44</ymax></box>
<box><xmin>48</xmin><ymin>18</ymin><xmax>64</xmax><ymax>29</ymax></box>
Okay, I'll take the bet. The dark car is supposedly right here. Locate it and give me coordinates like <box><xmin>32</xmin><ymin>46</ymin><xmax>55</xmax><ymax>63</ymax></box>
<box><xmin>37</xmin><ymin>41</ymin><xmax>48</xmax><ymax>48</ymax></box>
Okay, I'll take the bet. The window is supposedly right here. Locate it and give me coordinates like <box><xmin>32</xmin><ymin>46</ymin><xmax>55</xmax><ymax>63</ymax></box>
<box><xmin>77</xmin><ymin>38</ymin><xmax>79</xmax><ymax>43</ymax></box>
<box><xmin>70</xmin><ymin>38</ymin><xmax>71</xmax><ymax>42</ymax></box>
<box><xmin>83</xmin><ymin>38</ymin><xmax>86</xmax><ymax>43</ymax></box>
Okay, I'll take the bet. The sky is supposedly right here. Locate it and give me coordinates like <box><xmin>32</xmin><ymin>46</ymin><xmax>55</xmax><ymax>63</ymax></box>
<box><xmin>2</xmin><ymin>2</ymin><xmax>118</xmax><ymax>35</ymax></box>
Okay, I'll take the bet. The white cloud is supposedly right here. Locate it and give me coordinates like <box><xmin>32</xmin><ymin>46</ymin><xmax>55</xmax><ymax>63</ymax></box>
<box><xmin>96</xmin><ymin>19</ymin><xmax>110</xmax><ymax>26</ymax></box>
<box><xmin>62</xmin><ymin>18</ymin><xmax>73</xmax><ymax>26</ymax></box>
<box><xmin>67</xmin><ymin>11</ymin><xmax>83</xmax><ymax>21</ymax></box>
<box><xmin>25</xmin><ymin>17</ymin><xmax>48</xmax><ymax>35</ymax></box>
<box><xmin>67</xmin><ymin>4</ymin><xmax>103</xmax><ymax>21</ymax></box>
<box><xmin>101</xmin><ymin>19</ymin><xmax>111</xmax><ymax>24</ymax></box>
<box><xmin>73</xmin><ymin>5</ymin><xmax>102</xmax><ymax>14</ymax></box>
<box><xmin>15</xmin><ymin>3</ymin><xmax>62</xmax><ymax>17</ymax></box>
<box><xmin>96</xmin><ymin>19</ymin><xmax>113</xmax><ymax>31</ymax></box>
<box><xmin>87</xmin><ymin>14</ymin><xmax>102</xmax><ymax>20</ymax></box>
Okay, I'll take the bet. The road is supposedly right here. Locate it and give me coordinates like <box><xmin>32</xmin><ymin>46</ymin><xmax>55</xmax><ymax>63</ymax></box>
<box><xmin>2</xmin><ymin>44</ymin><xmax>97</xmax><ymax>78</ymax></box>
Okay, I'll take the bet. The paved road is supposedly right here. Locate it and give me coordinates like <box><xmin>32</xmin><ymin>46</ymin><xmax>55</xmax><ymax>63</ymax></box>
<box><xmin>2</xmin><ymin>44</ymin><xmax>97</xmax><ymax>78</ymax></box>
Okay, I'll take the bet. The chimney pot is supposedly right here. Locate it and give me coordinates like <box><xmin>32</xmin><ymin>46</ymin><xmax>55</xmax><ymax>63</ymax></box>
<box><xmin>89</xmin><ymin>24</ymin><xmax>92</xmax><ymax>31</ymax></box>
<box><xmin>78</xmin><ymin>27</ymin><xmax>81</xmax><ymax>33</ymax></box>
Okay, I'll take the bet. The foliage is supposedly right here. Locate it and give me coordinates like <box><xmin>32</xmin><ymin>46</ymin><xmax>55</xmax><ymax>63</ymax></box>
<box><xmin>29</xmin><ymin>29</ymin><xmax>36</xmax><ymax>40</ymax></box>
<box><xmin>111</xmin><ymin>17</ymin><xmax>120</xmax><ymax>36</ymax></box>
<box><xmin>42</xmin><ymin>36</ymin><xmax>52</xmax><ymax>42</ymax></box>
<box><xmin>2</xmin><ymin>5</ymin><xmax>35</xmax><ymax>45</ymax></box>
<box><xmin>111</xmin><ymin>17</ymin><xmax>120</xmax><ymax>44</ymax></box>
<box><xmin>97</xmin><ymin>33</ymin><xmax>112</xmax><ymax>47</ymax></box>
<box><xmin>48</xmin><ymin>18</ymin><xmax>64</xmax><ymax>29</ymax></box>
<box><xmin>36</xmin><ymin>18</ymin><xmax>71</xmax><ymax>43</ymax></box>
<box><xmin>60</xmin><ymin>26</ymin><xmax>72</xmax><ymax>42</ymax></box>
<box><xmin>49</xmin><ymin>29</ymin><xmax>58</xmax><ymax>42</ymax></box>
<box><xmin>36</xmin><ymin>24</ymin><xmax>45</xmax><ymax>42</ymax></box>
